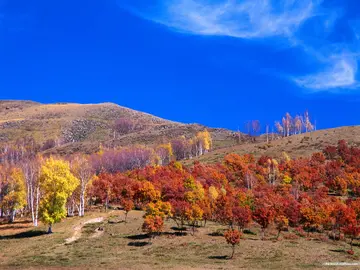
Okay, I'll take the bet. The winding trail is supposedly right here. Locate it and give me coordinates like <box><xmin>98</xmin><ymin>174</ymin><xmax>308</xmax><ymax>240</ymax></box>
<box><xmin>65</xmin><ymin>217</ymin><xmax>104</xmax><ymax>244</ymax></box>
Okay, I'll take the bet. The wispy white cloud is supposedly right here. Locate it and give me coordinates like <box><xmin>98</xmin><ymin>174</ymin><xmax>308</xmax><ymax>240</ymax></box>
<box><xmin>120</xmin><ymin>0</ymin><xmax>360</xmax><ymax>93</ymax></box>
<box><xmin>120</xmin><ymin>0</ymin><xmax>318</xmax><ymax>39</ymax></box>
<box><xmin>294</xmin><ymin>54</ymin><xmax>359</xmax><ymax>91</ymax></box>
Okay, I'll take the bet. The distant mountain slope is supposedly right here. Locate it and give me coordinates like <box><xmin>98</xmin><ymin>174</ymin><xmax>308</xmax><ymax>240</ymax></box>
<box><xmin>0</xmin><ymin>100</ymin><xmax>235</xmax><ymax>155</ymax></box>
<box><xmin>1</xmin><ymin>100</ymin><xmax>358</xmax><ymax>160</ymax></box>
<box><xmin>185</xmin><ymin>126</ymin><xmax>360</xmax><ymax>164</ymax></box>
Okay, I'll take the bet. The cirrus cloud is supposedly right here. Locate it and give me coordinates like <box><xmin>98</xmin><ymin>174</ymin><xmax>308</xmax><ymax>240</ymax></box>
<box><xmin>294</xmin><ymin>55</ymin><xmax>359</xmax><ymax>91</ymax></box>
<box><xmin>119</xmin><ymin>0</ymin><xmax>360</xmax><ymax>93</ymax></box>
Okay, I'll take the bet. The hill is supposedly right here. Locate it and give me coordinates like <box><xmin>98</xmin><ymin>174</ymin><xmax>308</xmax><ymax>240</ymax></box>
<box><xmin>185</xmin><ymin>125</ymin><xmax>360</xmax><ymax>164</ymax></box>
<box><xmin>1</xmin><ymin>100</ymin><xmax>359</xmax><ymax>160</ymax></box>
<box><xmin>0</xmin><ymin>100</ymin><xmax>235</xmax><ymax>155</ymax></box>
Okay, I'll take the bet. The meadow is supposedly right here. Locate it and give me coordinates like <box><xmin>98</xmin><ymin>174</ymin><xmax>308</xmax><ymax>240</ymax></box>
<box><xmin>1</xmin><ymin>208</ymin><xmax>358</xmax><ymax>270</ymax></box>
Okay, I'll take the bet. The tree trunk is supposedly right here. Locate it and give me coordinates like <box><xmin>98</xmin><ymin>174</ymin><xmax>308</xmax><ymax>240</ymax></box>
<box><xmin>79</xmin><ymin>190</ymin><xmax>85</xmax><ymax>217</ymax></box>
<box><xmin>230</xmin><ymin>245</ymin><xmax>235</xmax><ymax>259</ymax></box>
<box><xmin>34</xmin><ymin>186</ymin><xmax>40</xmax><ymax>227</ymax></box>
<box><xmin>105</xmin><ymin>197</ymin><xmax>109</xmax><ymax>212</ymax></box>
<box><xmin>9</xmin><ymin>209</ymin><xmax>16</xmax><ymax>223</ymax></box>
<box><xmin>30</xmin><ymin>184</ymin><xmax>35</xmax><ymax>225</ymax></box>
<box><xmin>48</xmin><ymin>224</ymin><xmax>53</xmax><ymax>234</ymax></box>
<box><xmin>276</xmin><ymin>230</ymin><xmax>281</xmax><ymax>240</ymax></box>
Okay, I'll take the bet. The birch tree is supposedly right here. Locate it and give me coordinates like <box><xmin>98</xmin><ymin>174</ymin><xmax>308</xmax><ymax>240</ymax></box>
<box><xmin>22</xmin><ymin>158</ymin><xmax>41</xmax><ymax>226</ymax></box>
<box><xmin>71</xmin><ymin>155</ymin><xmax>93</xmax><ymax>217</ymax></box>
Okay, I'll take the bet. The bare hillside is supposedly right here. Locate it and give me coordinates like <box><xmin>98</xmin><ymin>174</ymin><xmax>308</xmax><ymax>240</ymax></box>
<box><xmin>185</xmin><ymin>126</ymin><xmax>360</xmax><ymax>164</ymax></box>
<box><xmin>0</xmin><ymin>100</ymin><xmax>235</xmax><ymax>154</ymax></box>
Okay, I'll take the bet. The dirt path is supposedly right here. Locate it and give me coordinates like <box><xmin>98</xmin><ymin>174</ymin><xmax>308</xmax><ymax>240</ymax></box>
<box><xmin>90</xmin><ymin>227</ymin><xmax>104</xmax><ymax>238</ymax></box>
<box><xmin>65</xmin><ymin>217</ymin><xmax>104</xmax><ymax>244</ymax></box>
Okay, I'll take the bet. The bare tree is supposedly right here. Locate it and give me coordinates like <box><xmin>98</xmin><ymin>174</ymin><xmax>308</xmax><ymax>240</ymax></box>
<box><xmin>303</xmin><ymin>110</ymin><xmax>314</xmax><ymax>133</ymax></box>
<box><xmin>21</xmin><ymin>158</ymin><xmax>41</xmax><ymax>226</ymax></box>
<box><xmin>71</xmin><ymin>155</ymin><xmax>94</xmax><ymax>217</ymax></box>
<box><xmin>251</xmin><ymin>120</ymin><xmax>261</xmax><ymax>141</ymax></box>
<box><xmin>275</xmin><ymin>122</ymin><xmax>284</xmax><ymax>137</ymax></box>
<box><xmin>294</xmin><ymin>115</ymin><xmax>303</xmax><ymax>135</ymax></box>
<box><xmin>114</xmin><ymin>118</ymin><xmax>135</xmax><ymax>137</ymax></box>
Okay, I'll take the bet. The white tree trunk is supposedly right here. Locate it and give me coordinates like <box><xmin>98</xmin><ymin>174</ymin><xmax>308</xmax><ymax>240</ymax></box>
<box><xmin>79</xmin><ymin>190</ymin><xmax>85</xmax><ymax>217</ymax></box>
<box><xmin>34</xmin><ymin>186</ymin><xmax>40</xmax><ymax>227</ymax></box>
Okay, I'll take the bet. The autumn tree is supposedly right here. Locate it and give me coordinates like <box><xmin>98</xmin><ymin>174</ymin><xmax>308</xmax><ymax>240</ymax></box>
<box><xmin>274</xmin><ymin>215</ymin><xmax>289</xmax><ymax>240</ymax></box>
<box><xmin>89</xmin><ymin>173</ymin><xmax>114</xmax><ymax>210</ymax></box>
<box><xmin>342</xmin><ymin>223</ymin><xmax>360</xmax><ymax>254</ymax></box>
<box><xmin>114</xmin><ymin>117</ymin><xmax>134</xmax><ymax>136</ymax></box>
<box><xmin>253</xmin><ymin>194</ymin><xmax>276</xmax><ymax>240</ymax></box>
<box><xmin>39</xmin><ymin>158</ymin><xmax>79</xmax><ymax>233</ymax></box>
<box><xmin>156</xmin><ymin>143</ymin><xmax>173</xmax><ymax>165</ymax></box>
<box><xmin>275</xmin><ymin>121</ymin><xmax>284</xmax><ymax>137</ymax></box>
<box><xmin>267</xmin><ymin>159</ymin><xmax>279</xmax><ymax>185</ymax></box>
<box><xmin>294</xmin><ymin>115</ymin><xmax>303</xmax><ymax>134</ymax></box>
<box><xmin>171</xmin><ymin>137</ymin><xmax>190</xmax><ymax>160</ymax></box>
<box><xmin>71</xmin><ymin>155</ymin><xmax>94</xmax><ymax>217</ymax></box>
<box><xmin>303</xmin><ymin>110</ymin><xmax>313</xmax><ymax>133</ymax></box>
<box><xmin>185</xmin><ymin>204</ymin><xmax>203</xmax><ymax>235</ymax></box>
<box><xmin>232</xmin><ymin>205</ymin><xmax>252</xmax><ymax>231</ymax></box>
<box><xmin>224</xmin><ymin>229</ymin><xmax>241</xmax><ymax>259</ymax></box>
<box><xmin>122</xmin><ymin>199</ymin><xmax>134</xmax><ymax>222</ymax></box>
<box><xmin>251</xmin><ymin>120</ymin><xmax>261</xmax><ymax>141</ymax></box>
<box><xmin>133</xmin><ymin>181</ymin><xmax>160</xmax><ymax>208</ymax></box>
<box><xmin>21</xmin><ymin>157</ymin><xmax>41</xmax><ymax>226</ymax></box>
<box><xmin>142</xmin><ymin>201</ymin><xmax>172</xmax><ymax>242</ymax></box>
<box><xmin>142</xmin><ymin>215</ymin><xmax>164</xmax><ymax>243</ymax></box>
<box><xmin>282</xmin><ymin>113</ymin><xmax>292</xmax><ymax>137</ymax></box>
<box><xmin>90</xmin><ymin>146</ymin><xmax>155</xmax><ymax>174</ymax></box>
<box><xmin>0</xmin><ymin>167</ymin><xmax>27</xmax><ymax>222</ymax></box>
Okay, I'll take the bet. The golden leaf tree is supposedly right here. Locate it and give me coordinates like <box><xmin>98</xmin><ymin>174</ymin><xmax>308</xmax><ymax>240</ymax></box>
<box><xmin>39</xmin><ymin>157</ymin><xmax>79</xmax><ymax>233</ymax></box>
<box><xmin>0</xmin><ymin>167</ymin><xmax>27</xmax><ymax>223</ymax></box>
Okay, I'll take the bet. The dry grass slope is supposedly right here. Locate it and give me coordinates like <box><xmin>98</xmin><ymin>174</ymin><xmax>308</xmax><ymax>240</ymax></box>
<box><xmin>186</xmin><ymin>126</ymin><xmax>360</xmax><ymax>164</ymax></box>
<box><xmin>0</xmin><ymin>100</ymin><xmax>235</xmax><ymax>155</ymax></box>
<box><xmin>1</xmin><ymin>100</ymin><xmax>358</xmax><ymax>160</ymax></box>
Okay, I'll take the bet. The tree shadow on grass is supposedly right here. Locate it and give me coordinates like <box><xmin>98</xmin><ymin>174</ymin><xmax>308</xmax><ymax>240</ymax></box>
<box><xmin>329</xmin><ymin>249</ymin><xmax>346</xmax><ymax>253</ymax></box>
<box><xmin>171</xmin><ymin>226</ymin><xmax>187</xmax><ymax>231</ymax></box>
<box><xmin>128</xmin><ymin>241</ymin><xmax>150</xmax><ymax>247</ymax></box>
<box><xmin>0</xmin><ymin>220</ymin><xmax>32</xmax><ymax>226</ymax></box>
<box><xmin>0</xmin><ymin>225</ymin><xmax>31</xmax><ymax>230</ymax></box>
<box><xmin>164</xmin><ymin>231</ymin><xmax>187</xmax><ymax>237</ymax></box>
<box><xmin>0</xmin><ymin>230</ymin><xmax>47</xmax><ymax>240</ymax></box>
<box><xmin>208</xmin><ymin>255</ymin><xmax>229</xmax><ymax>260</ymax></box>
<box><xmin>208</xmin><ymin>232</ymin><xmax>224</xmax><ymax>237</ymax></box>
<box><xmin>126</xmin><ymin>234</ymin><xmax>150</xmax><ymax>240</ymax></box>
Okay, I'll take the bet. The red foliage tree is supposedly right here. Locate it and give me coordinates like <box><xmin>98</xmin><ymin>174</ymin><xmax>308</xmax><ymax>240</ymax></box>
<box><xmin>224</xmin><ymin>229</ymin><xmax>241</xmax><ymax>259</ymax></box>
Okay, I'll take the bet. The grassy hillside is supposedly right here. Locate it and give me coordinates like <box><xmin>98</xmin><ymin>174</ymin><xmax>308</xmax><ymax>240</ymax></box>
<box><xmin>1</xmin><ymin>100</ymin><xmax>358</xmax><ymax>160</ymax></box>
<box><xmin>185</xmin><ymin>126</ymin><xmax>360</xmax><ymax>164</ymax></box>
<box><xmin>0</xmin><ymin>100</ymin><xmax>236</xmax><ymax>155</ymax></box>
<box><xmin>1</xmin><ymin>209</ymin><xmax>357</xmax><ymax>269</ymax></box>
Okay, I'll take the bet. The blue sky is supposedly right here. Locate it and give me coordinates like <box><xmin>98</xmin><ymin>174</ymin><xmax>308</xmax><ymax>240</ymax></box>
<box><xmin>1</xmin><ymin>0</ymin><xmax>360</xmax><ymax>131</ymax></box>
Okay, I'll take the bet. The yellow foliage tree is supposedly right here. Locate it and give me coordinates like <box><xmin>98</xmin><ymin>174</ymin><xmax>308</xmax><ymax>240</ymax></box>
<box><xmin>156</xmin><ymin>143</ymin><xmax>173</xmax><ymax>165</ymax></box>
<box><xmin>208</xmin><ymin>186</ymin><xmax>219</xmax><ymax>201</ymax></box>
<box><xmin>194</xmin><ymin>130</ymin><xmax>212</xmax><ymax>156</ymax></box>
<box><xmin>1</xmin><ymin>168</ymin><xmax>26</xmax><ymax>223</ymax></box>
<box><xmin>283</xmin><ymin>174</ymin><xmax>292</xmax><ymax>184</ymax></box>
<box><xmin>39</xmin><ymin>158</ymin><xmax>79</xmax><ymax>233</ymax></box>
